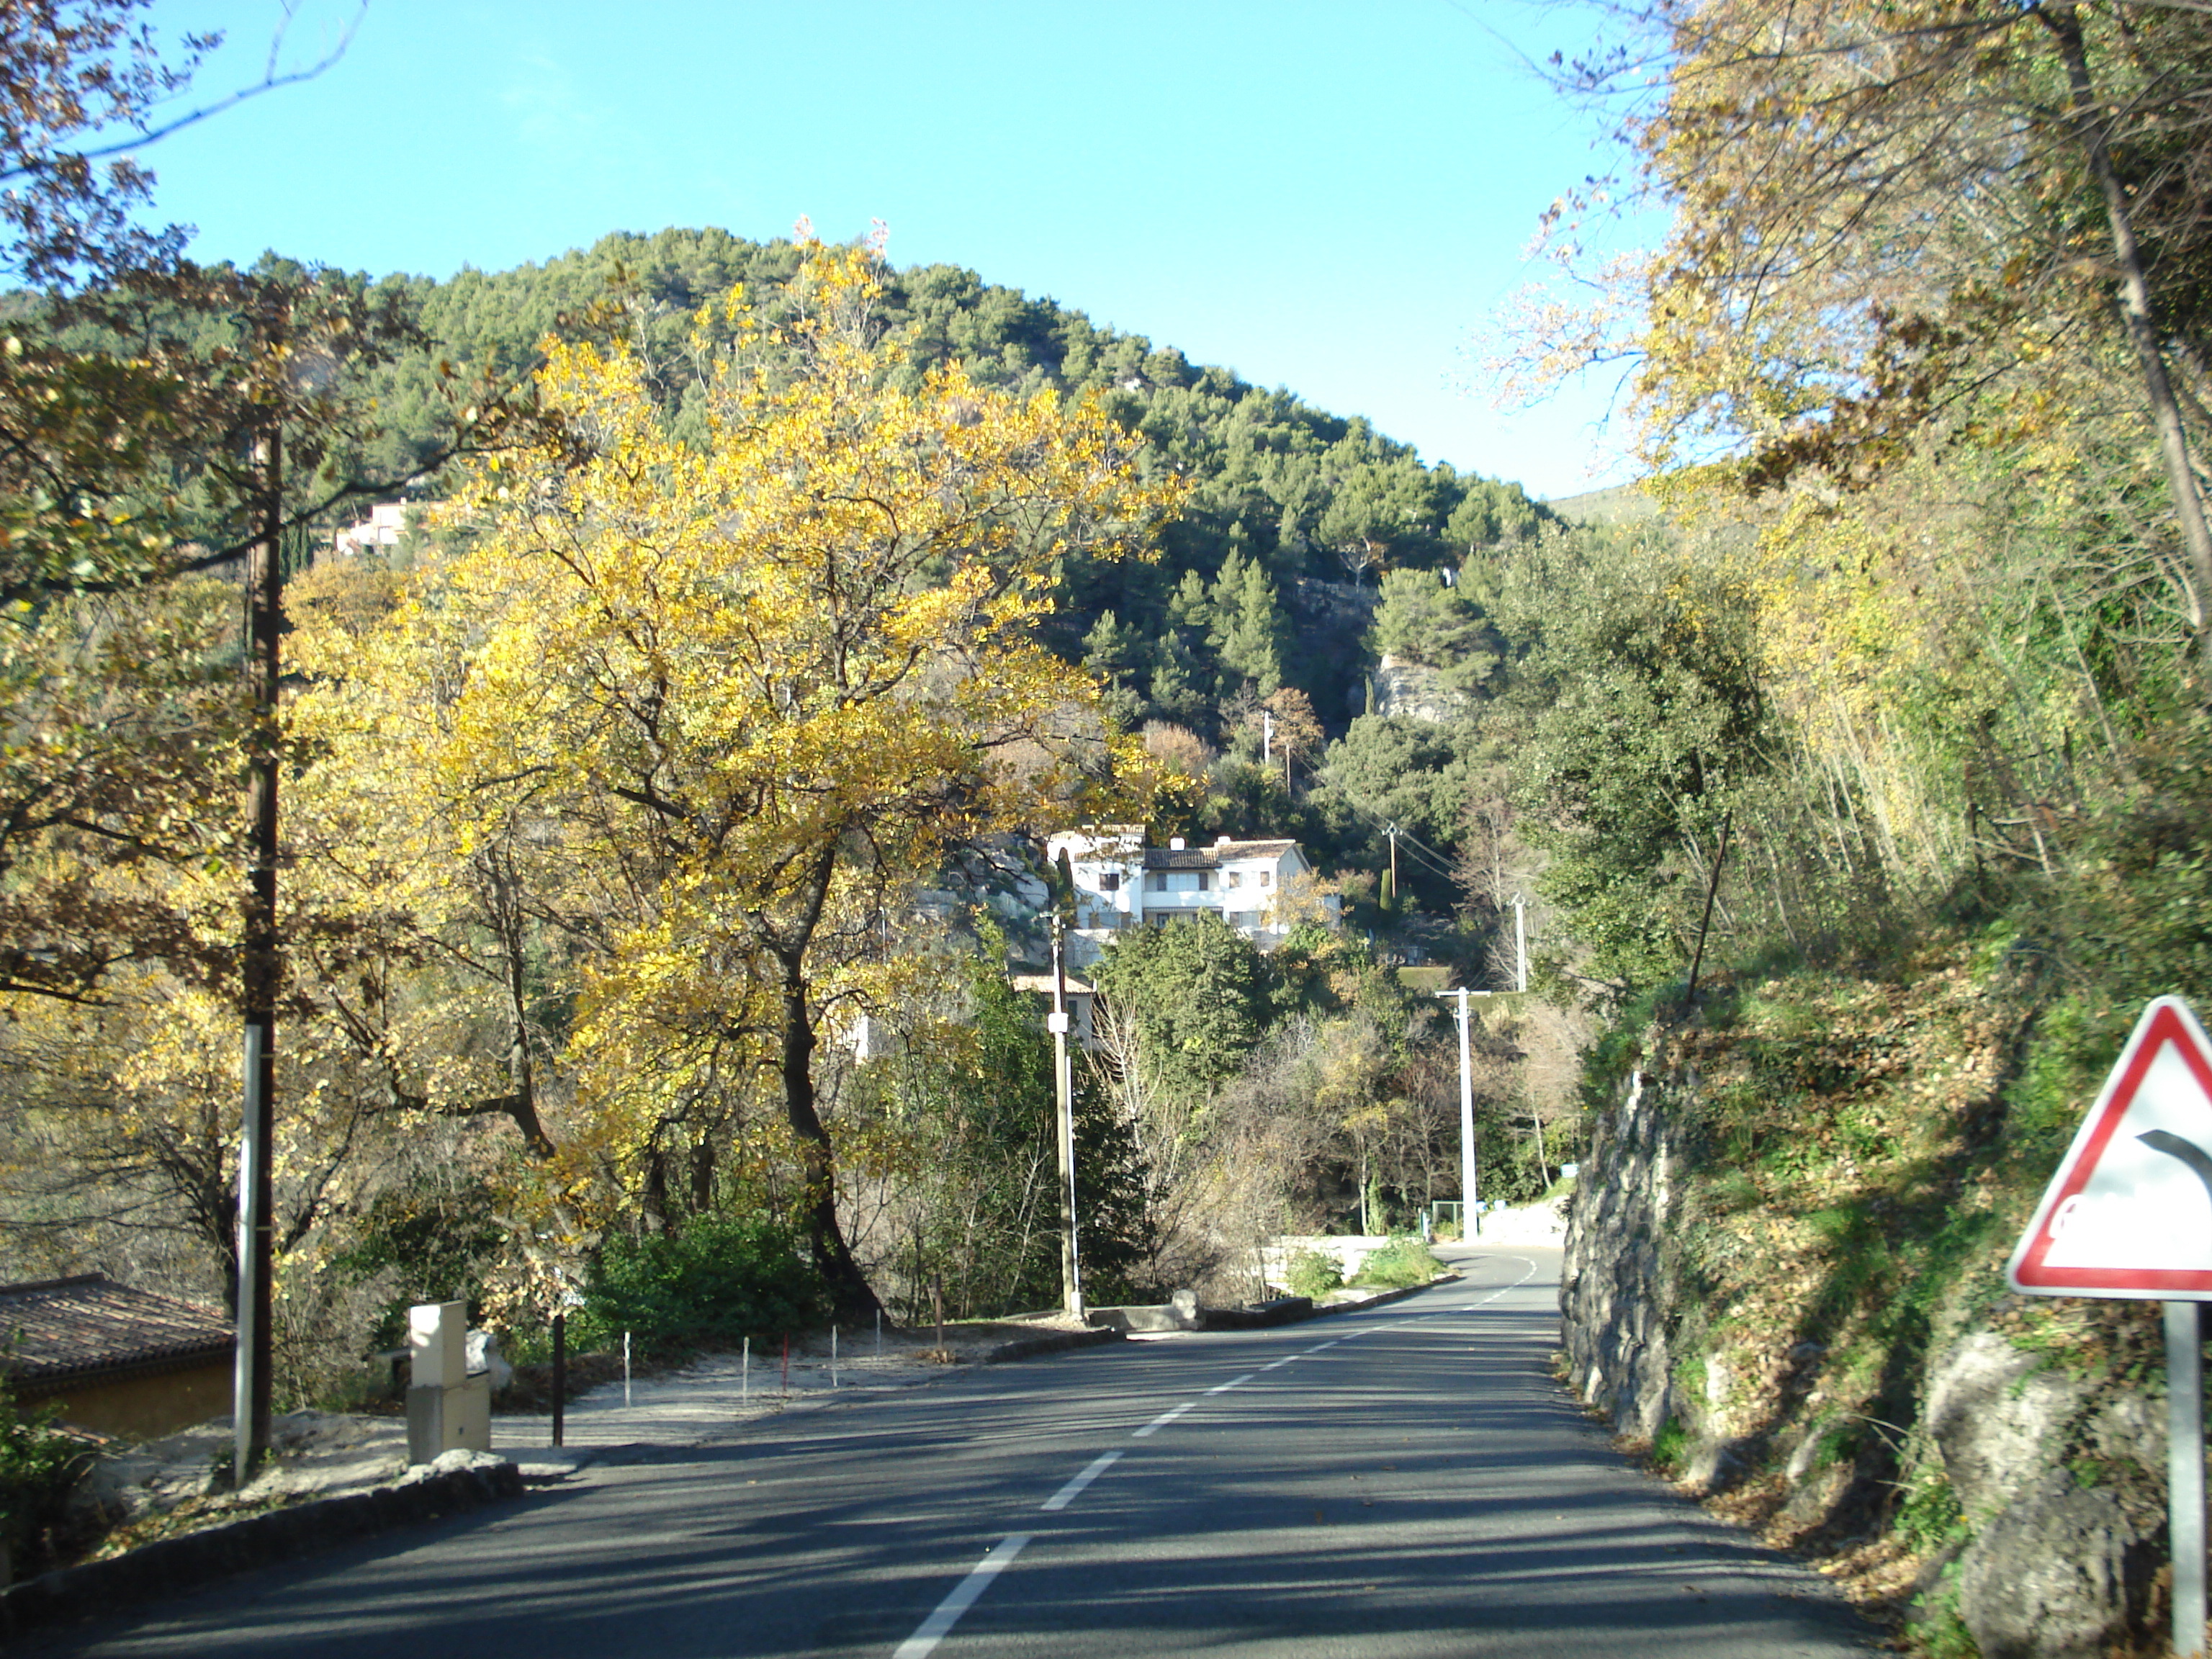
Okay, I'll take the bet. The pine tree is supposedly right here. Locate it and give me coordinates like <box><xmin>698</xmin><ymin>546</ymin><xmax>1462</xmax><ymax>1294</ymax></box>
<box><xmin>1210</xmin><ymin>549</ymin><xmax>1287</xmax><ymax>695</ymax></box>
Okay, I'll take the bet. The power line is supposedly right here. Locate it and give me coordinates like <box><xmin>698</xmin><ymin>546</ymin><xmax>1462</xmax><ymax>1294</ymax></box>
<box><xmin>1335</xmin><ymin>791</ymin><xmax>1460</xmax><ymax>881</ymax></box>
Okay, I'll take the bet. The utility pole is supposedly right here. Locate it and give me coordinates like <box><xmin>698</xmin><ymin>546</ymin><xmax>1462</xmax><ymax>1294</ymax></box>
<box><xmin>1510</xmin><ymin>891</ymin><xmax>1528</xmax><ymax>994</ymax></box>
<box><xmin>1384</xmin><ymin>822</ymin><xmax>1400</xmax><ymax>910</ymax></box>
<box><xmin>1436</xmin><ymin>987</ymin><xmax>1480</xmax><ymax>1240</ymax></box>
<box><xmin>235</xmin><ymin>415</ymin><xmax>282</xmax><ymax>1488</ymax></box>
<box><xmin>1262</xmin><ymin>708</ymin><xmax>1273</xmax><ymax>766</ymax></box>
<box><xmin>1050</xmin><ymin>917</ymin><xmax>1084</xmax><ymax>1318</ymax></box>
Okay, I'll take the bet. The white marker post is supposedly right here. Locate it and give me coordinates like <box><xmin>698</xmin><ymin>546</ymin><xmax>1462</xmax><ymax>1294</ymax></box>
<box><xmin>2008</xmin><ymin>996</ymin><xmax>2212</xmax><ymax>1657</ymax></box>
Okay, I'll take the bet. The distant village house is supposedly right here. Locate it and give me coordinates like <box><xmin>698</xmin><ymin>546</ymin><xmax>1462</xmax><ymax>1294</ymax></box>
<box><xmin>1046</xmin><ymin>825</ymin><xmax>1334</xmax><ymax>968</ymax></box>
<box><xmin>331</xmin><ymin>500</ymin><xmax>417</xmax><ymax>560</ymax></box>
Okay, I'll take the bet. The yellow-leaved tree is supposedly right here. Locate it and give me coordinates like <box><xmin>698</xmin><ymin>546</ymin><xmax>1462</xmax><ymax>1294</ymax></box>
<box><xmin>302</xmin><ymin>239</ymin><xmax>1182</xmax><ymax>1315</ymax></box>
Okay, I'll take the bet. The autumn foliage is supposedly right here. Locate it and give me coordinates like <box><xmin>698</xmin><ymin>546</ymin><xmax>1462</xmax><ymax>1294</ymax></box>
<box><xmin>289</xmin><ymin>240</ymin><xmax>1182</xmax><ymax>1316</ymax></box>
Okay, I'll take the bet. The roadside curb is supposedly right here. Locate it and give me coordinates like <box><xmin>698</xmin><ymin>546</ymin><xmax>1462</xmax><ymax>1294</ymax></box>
<box><xmin>0</xmin><ymin>1452</ymin><xmax>524</xmax><ymax>1642</ymax></box>
<box><xmin>1309</xmin><ymin>1277</ymin><xmax>1447</xmax><ymax>1318</ymax></box>
<box><xmin>983</xmin><ymin>1326</ymin><xmax>1125</xmax><ymax>1364</ymax></box>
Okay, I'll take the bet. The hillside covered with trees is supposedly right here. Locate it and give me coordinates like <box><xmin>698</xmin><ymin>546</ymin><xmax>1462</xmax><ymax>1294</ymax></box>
<box><xmin>0</xmin><ymin>34</ymin><xmax>1567</xmax><ymax>1455</ymax></box>
<box><xmin>11</xmin><ymin>6</ymin><xmax>2212</xmax><ymax>1640</ymax></box>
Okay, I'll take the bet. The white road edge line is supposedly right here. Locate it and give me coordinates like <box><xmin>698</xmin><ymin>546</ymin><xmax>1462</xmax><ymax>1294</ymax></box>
<box><xmin>1261</xmin><ymin>1356</ymin><xmax>1295</xmax><ymax>1371</ymax></box>
<box><xmin>1040</xmin><ymin>1450</ymin><xmax>1123</xmax><ymax>1512</ymax></box>
<box><xmin>1133</xmin><ymin>1401</ymin><xmax>1194</xmax><ymax>1439</ymax></box>
<box><xmin>893</xmin><ymin>1532</ymin><xmax>1031</xmax><ymax>1659</ymax></box>
<box><xmin>1473</xmin><ymin>1256</ymin><xmax>1540</xmax><ymax>1305</ymax></box>
<box><xmin>1205</xmin><ymin>1372</ymin><xmax>1257</xmax><ymax>1395</ymax></box>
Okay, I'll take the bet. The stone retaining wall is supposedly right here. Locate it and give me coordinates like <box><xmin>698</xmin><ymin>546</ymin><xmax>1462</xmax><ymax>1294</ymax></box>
<box><xmin>1561</xmin><ymin>1065</ymin><xmax>2172</xmax><ymax>1658</ymax></box>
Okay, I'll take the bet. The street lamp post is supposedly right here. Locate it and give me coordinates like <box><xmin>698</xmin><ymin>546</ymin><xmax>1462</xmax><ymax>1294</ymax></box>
<box><xmin>1050</xmin><ymin>917</ymin><xmax>1084</xmax><ymax>1317</ymax></box>
<box><xmin>1437</xmin><ymin>986</ymin><xmax>1483</xmax><ymax>1240</ymax></box>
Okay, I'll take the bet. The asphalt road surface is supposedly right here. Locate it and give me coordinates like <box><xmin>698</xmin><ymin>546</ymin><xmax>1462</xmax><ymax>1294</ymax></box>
<box><xmin>24</xmin><ymin>1246</ymin><xmax>1880</xmax><ymax>1658</ymax></box>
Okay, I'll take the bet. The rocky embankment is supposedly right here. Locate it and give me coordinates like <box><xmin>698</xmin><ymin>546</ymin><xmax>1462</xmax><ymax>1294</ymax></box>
<box><xmin>1562</xmin><ymin>1062</ymin><xmax>2175</xmax><ymax>1658</ymax></box>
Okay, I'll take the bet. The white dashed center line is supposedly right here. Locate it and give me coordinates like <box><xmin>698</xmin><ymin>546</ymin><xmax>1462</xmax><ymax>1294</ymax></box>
<box><xmin>1040</xmin><ymin>1450</ymin><xmax>1123</xmax><ymax>1512</ymax></box>
<box><xmin>1132</xmin><ymin>1401</ymin><xmax>1194</xmax><ymax>1439</ymax></box>
<box><xmin>891</xmin><ymin>1268</ymin><xmax>1547</xmax><ymax>1655</ymax></box>
<box><xmin>893</xmin><ymin>1533</ymin><xmax>1031</xmax><ymax>1659</ymax></box>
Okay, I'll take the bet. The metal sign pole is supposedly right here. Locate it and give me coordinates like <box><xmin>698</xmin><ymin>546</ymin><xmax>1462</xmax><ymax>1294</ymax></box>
<box><xmin>2171</xmin><ymin>1300</ymin><xmax>2206</xmax><ymax>1658</ymax></box>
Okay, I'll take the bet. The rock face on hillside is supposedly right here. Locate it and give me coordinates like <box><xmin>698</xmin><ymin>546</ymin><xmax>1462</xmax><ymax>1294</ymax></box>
<box><xmin>1561</xmin><ymin>1066</ymin><xmax>2172</xmax><ymax>1658</ymax></box>
<box><xmin>1370</xmin><ymin>655</ymin><xmax>1468</xmax><ymax>726</ymax></box>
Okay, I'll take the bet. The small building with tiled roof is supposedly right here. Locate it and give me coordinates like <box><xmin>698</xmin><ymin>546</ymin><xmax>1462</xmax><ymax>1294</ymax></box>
<box><xmin>0</xmin><ymin>1274</ymin><xmax>233</xmax><ymax>1439</ymax></box>
<box><xmin>1046</xmin><ymin>827</ymin><xmax>1336</xmax><ymax>967</ymax></box>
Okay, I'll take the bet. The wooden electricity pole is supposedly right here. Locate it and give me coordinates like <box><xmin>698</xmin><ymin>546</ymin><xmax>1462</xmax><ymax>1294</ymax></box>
<box><xmin>234</xmin><ymin>418</ymin><xmax>282</xmax><ymax>1487</ymax></box>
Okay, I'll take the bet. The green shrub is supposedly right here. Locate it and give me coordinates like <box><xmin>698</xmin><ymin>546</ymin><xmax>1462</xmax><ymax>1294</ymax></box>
<box><xmin>1349</xmin><ymin>1236</ymin><xmax>1443</xmax><ymax>1290</ymax></box>
<box><xmin>331</xmin><ymin>1174</ymin><xmax>505</xmax><ymax>1349</ymax></box>
<box><xmin>577</xmin><ymin>1213</ymin><xmax>826</xmax><ymax>1352</ymax></box>
<box><xmin>1894</xmin><ymin>1468</ymin><xmax>1967</xmax><ymax>1553</ymax></box>
<box><xmin>0</xmin><ymin>1378</ymin><xmax>90</xmax><ymax>1575</ymax></box>
<box><xmin>1282</xmin><ymin>1249</ymin><xmax>1344</xmax><ymax>1300</ymax></box>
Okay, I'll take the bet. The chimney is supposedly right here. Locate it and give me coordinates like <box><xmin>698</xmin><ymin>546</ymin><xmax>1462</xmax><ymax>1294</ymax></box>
<box><xmin>1169</xmin><ymin>837</ymin><xmax>1185</xmax><ymax>851</ymax></box>
<box><xmin>1215</xmin><ymin>835</ymin><xmax>1232</xmax><ymax>846</ymax></box>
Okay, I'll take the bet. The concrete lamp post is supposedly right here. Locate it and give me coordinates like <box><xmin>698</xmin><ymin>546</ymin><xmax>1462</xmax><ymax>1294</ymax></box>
<box><xmin>1437</xmin><ymin>987</ymin><xmax>1487</xmax><ymax>1240</ymax></box>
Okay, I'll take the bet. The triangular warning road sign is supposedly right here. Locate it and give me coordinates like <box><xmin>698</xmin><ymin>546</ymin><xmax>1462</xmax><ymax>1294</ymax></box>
<box><xmin>2010</xmin><ymin>996</ymin><xmax>2212</xmax><ymax>1298</ymax></box>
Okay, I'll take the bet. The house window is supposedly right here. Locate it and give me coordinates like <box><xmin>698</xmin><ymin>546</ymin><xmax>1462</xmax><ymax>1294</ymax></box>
<box><xmin>1197</xmin><ymin>871</ymin><xmax>1212</xmax><ymax>891</ymax></box>
<box><xmin>1226</xmin><ymin>871</ymin><xmax>1243</xmax><ymax>889</ymax></box>
<box><xmin>1099</xmin><ymin>872</ymin><xmax>1120</xmax><ymax>893</ymax></box>
<box><xmin>1147</xmin><ymin>871</ymin><xmax>1166</xmax><ymax>892</ymax></box>
<box><xmin>1257</xmin><ymin>871</ymin><xmax>1272</xmax><ymax>888</ymax></box>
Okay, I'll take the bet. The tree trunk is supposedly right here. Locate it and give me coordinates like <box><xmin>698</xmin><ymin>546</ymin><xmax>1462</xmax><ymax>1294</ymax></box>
<box><xmin>487</xmin><ymin>848</ymin><xmax>557</xmax><ymax>1158</ymax></box>
<box><xmin>690</xmin><ymin>1134</ymin><xmax>716</xmax><ymax>1217</ymax></box>
<box><xmin>2043</xmin><ymin>3</ymin><xmax>2212</xmax><ymax>651</ymax></box>
<box><xmin>777</xmin><ymin>956</ymin><xmax>881</xmax><ymax>1318</ymax></box>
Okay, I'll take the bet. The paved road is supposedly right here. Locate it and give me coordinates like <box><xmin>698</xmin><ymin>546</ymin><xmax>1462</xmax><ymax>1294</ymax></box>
<box><xmin>25</xmin><ymin>1248</ymin><xmax>1879</xmax><ymax>1658</ymax></box>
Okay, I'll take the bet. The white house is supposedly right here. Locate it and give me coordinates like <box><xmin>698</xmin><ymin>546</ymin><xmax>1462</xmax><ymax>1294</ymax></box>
<box><xmin>1046</xmin><ymin>825</ymin><xmax>1331</xmax><ymax>966</ymax></box>
<box><xmin>331</xmin><ymin>500</ymin><xmax>421</xmax><ymax>560</ymax></box>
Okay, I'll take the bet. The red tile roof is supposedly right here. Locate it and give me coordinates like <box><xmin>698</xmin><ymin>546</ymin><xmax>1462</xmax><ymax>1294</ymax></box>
<box><xmin>0</xmin><ymin>1274</ymin><xmax>232</xmax><ymax>1394</ymax></box>
<box><xmin>1144</xmin><ymin>840</ymin><xmax>1299</xmax><ymax>871</ymax></box>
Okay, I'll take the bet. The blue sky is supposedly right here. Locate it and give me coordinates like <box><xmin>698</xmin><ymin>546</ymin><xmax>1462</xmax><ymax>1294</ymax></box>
<box><xmin>138</xmin><ymin>0</ymin><xmax>1642</xmax><ymax>500</ymax></box>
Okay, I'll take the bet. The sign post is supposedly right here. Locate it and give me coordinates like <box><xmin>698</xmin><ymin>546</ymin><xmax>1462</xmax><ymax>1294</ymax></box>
<box><xmin>2008</xmin><ymin>995</ymin><xmax>2212</xmax><ymax>1657</ymax></box>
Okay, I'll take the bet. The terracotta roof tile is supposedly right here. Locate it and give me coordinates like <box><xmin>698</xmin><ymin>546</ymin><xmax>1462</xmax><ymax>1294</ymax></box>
<box><xmin>1144</xmin><ymin>840</ymin><xmax>1298</xmax><ymax>871</ymax></box>
<box><xmin>0</xmin><ymin>1274</ymin><xmax>232</xmax><ymax>1390</ymax></box>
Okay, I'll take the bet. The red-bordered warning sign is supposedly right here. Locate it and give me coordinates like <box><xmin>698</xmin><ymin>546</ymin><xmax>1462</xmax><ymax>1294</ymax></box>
<box><xmin>2010</xmin><ymin>996</ymin><xmax>2212</xmax><ymax>1298</ymax></box>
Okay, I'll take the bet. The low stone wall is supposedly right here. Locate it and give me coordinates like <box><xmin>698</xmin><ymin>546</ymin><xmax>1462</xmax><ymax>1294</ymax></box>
<box><xmin>1093</xmin><ymin>1282</ymin><xmax>1436</xmax><ymax>1335</ymax></box>
<box><xmin>1559</xmin><ymin>1069</ymin><xmax>1687</xmax><ymax>1442</ymax></box>
<box><xmin>1</xmin><ymin>1449</ymin><xmax>523</xmax><ymax>1642</ymax></box>
<box><xmin>1200</xmin><ymin>1296</ymin><xmax>1317</xmax><ymax>1330</ymax></box>
<box><xmin>1469</xmin><ymin>1198</ymin><xmax>1568</xmax><ymax>1246</ymax></box>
